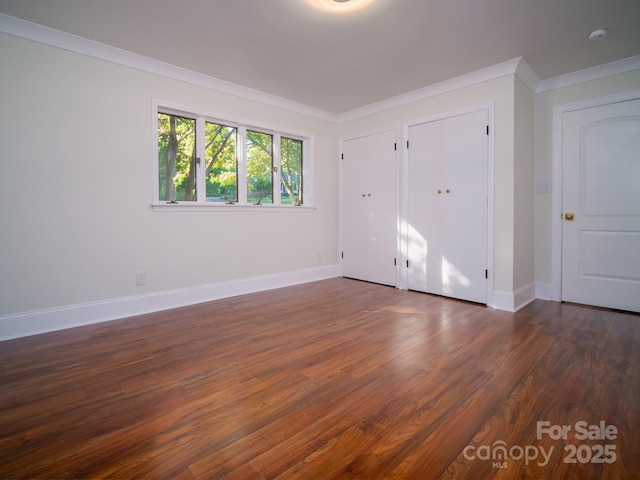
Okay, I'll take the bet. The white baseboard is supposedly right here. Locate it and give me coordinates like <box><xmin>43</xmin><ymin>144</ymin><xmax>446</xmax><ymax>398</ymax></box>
<box><xmin>513</xmin><ymin>283</ymin><xmax>537</xmax><ymax>311</ymax></box>
<box><xmin>491</xmin><ymin>282</ymin><xmax>536</xmax><ymax>312</ymax></box>
<box><xmin>0</xmin><ymin>264</ymin><xmax>339</xmax><ymax>341</ymax></box>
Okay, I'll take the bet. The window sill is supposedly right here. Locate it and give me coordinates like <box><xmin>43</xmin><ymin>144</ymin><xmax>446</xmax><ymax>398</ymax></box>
<box><xmin>151</xmin><ymin>203</ymin><xmax>316</xmax><ymax>212</ymax></box>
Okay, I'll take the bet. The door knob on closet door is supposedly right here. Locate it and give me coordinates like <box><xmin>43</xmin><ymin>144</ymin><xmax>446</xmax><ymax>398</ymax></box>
<box><xmin>564</xmin><ymin>212</ymin><xmax>574</xmax><ymax>221</ymax></box>
<box><xmin>446</xmin><ymin>189</ymin><xmax>450</xmax><ymax>194</ymax></box>
<box><xmin>437</xmin><ymin>189</ymin><xmax>442</xmax><ymax>194</ymax></box>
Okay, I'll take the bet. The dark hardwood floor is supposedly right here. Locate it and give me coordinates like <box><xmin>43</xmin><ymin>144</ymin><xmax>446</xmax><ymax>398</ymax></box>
<box><xmin>0</xmin><ymin>278</ymin><xmax>638</xmax><ymax>479</ymax></box>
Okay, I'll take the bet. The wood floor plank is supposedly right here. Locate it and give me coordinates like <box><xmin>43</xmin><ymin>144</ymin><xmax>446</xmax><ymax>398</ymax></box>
<box><xmin>193</xmin><ymin>367</ymin><xmax>420</xmax><ymax>479</ymax></box>
<box><xmin>0</xmin><ymin>278</ymin><xmax>638</xmax><ymax>479</ymax></box>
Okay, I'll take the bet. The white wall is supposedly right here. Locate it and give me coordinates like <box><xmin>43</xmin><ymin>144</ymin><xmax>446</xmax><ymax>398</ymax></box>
<box><xmin>0</xmin><ymin>33</ymin><xmax>339</xmax><ymax>337</ymax></box>
<box><xmin>533</xmin><ymin>69</ymin><xmax>640</xmax><ymax>295</ymax></box>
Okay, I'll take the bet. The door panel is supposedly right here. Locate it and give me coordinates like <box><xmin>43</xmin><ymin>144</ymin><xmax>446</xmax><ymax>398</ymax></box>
<box><xmin>581</xmin><ymin>231</ymin><xmax>640</xmax><ymax>280</ymax></box>
<box><xmin>341</xmin><ymin>130</ymin><xmax>397</xmax><ymax>286</ymax></box>
<box><xmin>441</xmin><ymin>110</ymin><xmax>488</xmax><ymax>302</ymax></box>
<box><xmin>367</xmin><ymin>130</ymin><xmax>397</xmax><ymax>285</ymax></box>
<box><xmin>408</xmin><ymin>119</ymin><xmax>445</xmax><ymax>294</ymax></box>
<box><xmin>561</xmin><ymin>98</ymin><xmax>640</xmax><ymax>312</ymax></box>
<box><xmin>407</xmin><ymin>121</ymin><xmax>441</xmax><ymax>293</ymax></box>
<box><xmin>342</xmin><ymin>136</ymin><xmax>368</xmax><ymax>281</ymax></box>
<box><xmin>407</xmin><ymin>110</ymin><xmax>488</xmax><ymax>303</ymax></box>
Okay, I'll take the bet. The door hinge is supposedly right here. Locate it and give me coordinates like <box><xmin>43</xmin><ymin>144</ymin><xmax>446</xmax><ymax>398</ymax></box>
<box><xmin>341</xmin><ymin>153</ymin><xmax>344</xmax><ymax>160</ymax></box>
<box><xmin>486</xmin><ymin>125</ymin><xmax>489</xmax><ymax>135</ymax></box>
<box><xmin>341</xmin><ymin>252</ymin><xmax>344</xmax><ymax>259</ymax></box>
<box><xmin>394</xmin><ymin>142</ymin><xmax>397</xmax><ymax>151</ymax></box>
<box><xmin>406</xmin><ymin>260</ymin><xmax>409</xmax><ymax>268</ymax></box>
<box><xmin>485</xmin><ymin>269</ymin><xmax>488</xmax><ymax>279</ymax></box>
<box><xmin>394</xmin><ymin>258</ymin><xmax>397</xmax><ymax>266</ymax></box>
<box><xmin>406</xmin><ymin>140</ymin><xmax>410</xmax><ymax>149</ymax></box>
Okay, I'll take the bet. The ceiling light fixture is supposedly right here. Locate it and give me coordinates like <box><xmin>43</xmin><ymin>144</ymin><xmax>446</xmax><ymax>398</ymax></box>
<box><xmin>310</xmin><ymin>0</ymin><xmax>374</xmax><ymax>13</ymax></box>
<box><xmin>588</xmin><ymin>28</ymin><xmax>607</xmax><ymax>41</ymax></box>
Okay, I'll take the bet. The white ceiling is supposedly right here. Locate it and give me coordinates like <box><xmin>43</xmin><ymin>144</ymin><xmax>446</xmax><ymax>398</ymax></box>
<box><xmin>1</xmin><ymin>0</ymin><xmax>639</xmax><ymax>114</ymax></box>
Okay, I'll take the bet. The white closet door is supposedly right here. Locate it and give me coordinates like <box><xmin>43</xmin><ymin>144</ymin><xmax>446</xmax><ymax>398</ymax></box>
<box><xmin>407</xmin><ymin>110</ymin><xmax>488</xmax><ymax>303</ymax></box>
<box><xmin>342</xmin><ymin>135</ymin><xmax>369</xmax><ymax>281</ymax></box>
<box><xmin>407</xmin><ymin>121</ymin><xmax>443</xmax><ymax>293</ymax></box>
<box><xmin>341</xmin><ymin>130</ymin><xmax>397</xmax><ymax>286</ymax></box>
<box><xmin>367</xmin><ymin>130</ymin><xmax>397</xmax><ymax>285</ymax></box>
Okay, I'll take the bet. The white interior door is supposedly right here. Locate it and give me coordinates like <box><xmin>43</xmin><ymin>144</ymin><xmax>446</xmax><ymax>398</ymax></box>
<box><xmin>561</xmin><ymin>98</ymin><xmax>640</xmax><ymax>312</ymax></box>
<box><xmin>407</xmin><ymin>109</ymin><xmax>488</xmax><ymax>303</ymax></box>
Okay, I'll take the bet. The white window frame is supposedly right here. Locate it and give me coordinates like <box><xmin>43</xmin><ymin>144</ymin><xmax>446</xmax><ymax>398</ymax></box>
<box><xmin>152</xmin><ymin>100</ymin><xmax>314</xmax><ymax>211</ymax></box>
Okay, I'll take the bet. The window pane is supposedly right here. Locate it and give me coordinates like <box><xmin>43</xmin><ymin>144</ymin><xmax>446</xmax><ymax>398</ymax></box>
<box><xmin>246</xmin><ymin>131</ymin><xmax>273</xmax><ymax>204</ymax></box>
<box><xmin>281</xmin><ymin>137</ymin><xmax>303</xmax><ymax>205</ymax></box>
<box><xmin>158</xmin><ymin>113</ymin><xmax>197</xmax><ymax>202</ymax></box>
<box><xmin>205</xmin><ymin>122</ymin><xmax>237</xmax><ymax>203</ymax></box>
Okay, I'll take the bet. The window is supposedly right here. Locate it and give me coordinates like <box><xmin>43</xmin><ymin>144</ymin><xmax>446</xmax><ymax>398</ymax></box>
<box><xmin>157</xmin><ymin>113</ymin><xmax>196</xmax><ymax>202</ymax></box>
<box><xmin>154</xmin><ymin>104</ymin><xmax>310</xmax><ymax>208</ymax></box>
<box><xmin>246</xmin><ymin>130</ymin><xmax>273</xmax><ymax>205</ymax></box>
<box><xmin>280</xmin><ymin>136</ymin><xmax>303</xmax><ymax>206</ymax></box>
<box><xmin>205</xmin><ymin>122</ymin><xmax>237</xmax><ymax>203</ymax></box>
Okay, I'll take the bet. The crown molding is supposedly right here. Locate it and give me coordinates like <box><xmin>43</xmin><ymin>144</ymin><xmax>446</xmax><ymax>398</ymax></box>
<box><xmin>536</xmin><ymin>55</ymin><xmax>640</xmax><ymax>93</ymax></box>
<box><xmin>0</xmin><ymin>13</ymin><xmax>339</xmax><ymax>123</ymax></box>
<box><xmin>515</xmin><ymin>57</ymin><xmax>541</xmax><ymax>93</ymax></box>
<box><xmin>338</xmin><ymin>58</ymin><xmax>527</xmax><ymax>122</ymax></box>
<box><xmin>3</xmin><ymin>13</ymin><xmax>639</xmax><ymax>124</ymax></box>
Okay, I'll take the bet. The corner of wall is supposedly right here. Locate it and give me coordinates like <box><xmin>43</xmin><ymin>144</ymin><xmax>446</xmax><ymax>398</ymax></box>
<box><xmin>491</xmin><ymin>283</ymin><xmax>536</xmax><ymax>312</ymax></box>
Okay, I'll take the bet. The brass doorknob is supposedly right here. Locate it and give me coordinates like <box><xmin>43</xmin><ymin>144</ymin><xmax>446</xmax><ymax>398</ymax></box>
<box><xmin>564</xmin><ymin>213</ymin><xmax>574</xmax><ymax>221</ymax></box>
